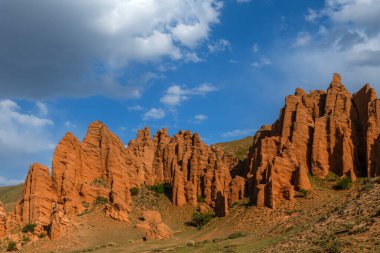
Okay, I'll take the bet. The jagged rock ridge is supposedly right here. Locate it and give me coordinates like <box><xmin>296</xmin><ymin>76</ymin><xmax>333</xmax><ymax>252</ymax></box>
<box><xmin>4</xmin><ymin>122</ymin><xmax>243</xmax><ymax>239</ymax></box>
<box><xmin>1</xmin><ymin>73</ymin><xmax>379</xmax><ymax>242</ymax></box>
<box><xmin>246</xmin><ymin>74</ymin><xmax>380</xmax><ymax>208</ymax></box>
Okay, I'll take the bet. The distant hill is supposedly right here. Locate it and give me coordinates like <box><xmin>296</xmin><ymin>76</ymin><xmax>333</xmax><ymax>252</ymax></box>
<box><xmin>0</xmin><ymin>184</ymin><xmax>23</xmax><ymax>212</ymax></box>
<box><xmin>214</xmin><ymin>136</ymin><xmax>253</xmax><ymax>160</ymax></box>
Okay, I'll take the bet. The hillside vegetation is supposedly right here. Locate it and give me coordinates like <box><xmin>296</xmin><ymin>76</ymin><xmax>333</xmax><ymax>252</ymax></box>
<box><xmin>213</xmin><ymin>136</ymin><xmax>253</xmax><ymax>160</ymax></box>
<box><xmin>0</xmin><ymin>184</ymin><xmax>23</xmax><ymax>212</ymax></box>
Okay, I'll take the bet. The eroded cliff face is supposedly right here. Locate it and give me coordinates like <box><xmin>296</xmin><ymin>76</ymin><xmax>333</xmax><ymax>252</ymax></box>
<box><xmin>5</xmin><ymin>73</ymin><xmax>380</xmax><ymax>241</ymax></box>
<box><xmin>0</xmin><ymin>202</ymin><xmax>6</xmax><ymax>238</ymax></box>
<box><xmin>14</xmin><ymin>163</ymin><xmax>57</xmax><ymax>234</ymax></box>
<box><xmin>246</xmin><ymin>74</ymin><xmax>380</xmax><ymax>208</ymax></box>
<box><xmin>8</xmin><ymin>121</ymin><xmax>243</xmax><ymax>239</ymax></box>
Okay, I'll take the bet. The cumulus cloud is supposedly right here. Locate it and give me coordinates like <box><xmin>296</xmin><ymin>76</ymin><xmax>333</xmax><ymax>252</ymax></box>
<box><xmin>64</xmin><ymin>121</ymin><xmax>77</xmax><ymax>129</ymax></box>
<box><xmin>251</xmin><ymin>57</ymin><xmax>272</xmax><ymax>68</ymax></box>
<box><xmin>221</xmin><ymin>128</ymin><xmax>256</xmax><ymax>138</ymax></box>
<box><xmin>143</xmin><ymin>108</ymin><xmax>166</xmax><ymax>120</ymax></box>
<box><xmin>275</xmin><ymin>0</ymin><xmax>380</xmax><ymax>90</ymax></box>
<box><xmin>36</xmin><ymin>101</ymin><xmax>48</xmax><ymax>116</ymax></box>
<box><xmin>0</xmin><ymin>0</ymin><xmax>222</xmax><ymax>99</ymax></box>
<box><xmin>208</xmin><ymin>39</ymin><xmax>231</xmax><ymax>53</ymax></box>
<box><xmin>252</xmin><ymin>43</ymin><xmax>259</xmax><ymax>53</ymax></box>
<box><xmin>128</xmin><ymin>105</ymin><xmax>144</xmax><ymax>112</ymax></box>
<box><xmin>160</xmin><ymin>83</ymin><xmax>218</xmax><ymax>106</ymax></box>
<box><xmin>293</xmin><ymin>32</ymin><xmax>312</xmax><ymax>47</ymax></box>
<box><xmin>194</xmin><ymin>114</ymin><xmax>208</xmax><ymax>123</ymax></box>
<box><xmin>0</xmin><ymin>100</ymin><xmax>54</xmax><ymax>152</ymax></box>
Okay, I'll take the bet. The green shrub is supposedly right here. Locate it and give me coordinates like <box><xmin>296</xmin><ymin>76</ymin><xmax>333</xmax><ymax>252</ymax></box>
<box><xmin>148</xmin><ymin>184</ymin><xmax>165</xmax><ymax>194</ymax></box>
<box><xmin>22</xmin><ymin>223</ymin><xmax>37</xmax><ymax>233</ymax></box>
<box><xmin>23</xmin><ymin>236</ymin><xmax>30</xmax><ymax>241</ymax></box>
<box><xmin>130</xmin><ymin>187</ymin><xmax>139</xmax><ymax>196</ymax></box>
<box><xmin>300</xmin><ymin>188</ymin><xmax>309</xmax><ymax>198</ymax></box>
<box><xmin>326</xmin><ymin>172</ymin><xmax>339</xmax><ymax>182</ymax></box>
<box><xmin>197</xmin><ymin>195</ymin><xmax>205</xmax><ymax>203</ymax></box>
<box><xmin>7</xmin><ymin>241</ymin><xmax>17</xmax><ymax>251</ymax></box>
<box><xmin>228</xmin><ymin>231</ymin><xmax>247</xmax><ymax>239</ymax></box>
<box><xmin>82</xmin><ymin>201</ymin><xmax>89</xmax><ymax>208</ymax></box>
<box><xmin>333</xmin><ymin>176</ymin><xmax>352</xmax><ymax>190</ymax></box>
<box><xmin>187</xmin><ymin>211</ymin><xmax>214</xmax><ymax>229</ymax></box>
<box><xmin>91</xmin><ymin>178</ymin><xmax>109</xmax><ymax>188</ymax></box>
<box><xmin>39</xmin><ymin>232</ymin><xmax>47</xmax><ymax>238</ymax></box>
<box><xmin>95</xmin><ymin>196</ymin><xmax>109</xmax><ymax>205</ymax></box>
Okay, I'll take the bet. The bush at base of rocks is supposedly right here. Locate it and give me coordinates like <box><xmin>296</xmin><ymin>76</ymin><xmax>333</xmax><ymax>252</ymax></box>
<box><xmin>7</xmin><ymin>241</ymin><xmax>17</xmax><ymax>252</ymax></box>
<box><xmin>130</xmin><ymin>187</ymin><xmax>140</xmax><ymax>196</ymax></box>
<box><xmin>22</xmin><ymin>223</ymin><xmax>37</xmax><ymax>233</ymax></box>
<box><xmin>187</xmin><ymin>211</ymin><xmax>214</xmax><ymax>229</ymax></box>
<box><xmin>334</xmin><ymin>177</ymin><xmax>352</xmax><ymax>190</ymax></box>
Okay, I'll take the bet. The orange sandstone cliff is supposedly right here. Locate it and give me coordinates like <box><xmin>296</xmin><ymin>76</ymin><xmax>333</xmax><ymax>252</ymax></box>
<box><xmin>246</xmin><ymin>73</ymin><xmax>380</xmax><ymax>208</ymax></box>
<box><xmin>1</xmin><ymin>73</ymin><xmax>379</xmax><ymax>241</ymax></box>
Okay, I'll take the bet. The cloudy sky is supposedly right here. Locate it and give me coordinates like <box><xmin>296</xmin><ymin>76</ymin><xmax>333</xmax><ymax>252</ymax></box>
<box><xmin>1</xmin><ymin>0</ymin><xmax>379</xmax><ymax>185</ymax></box>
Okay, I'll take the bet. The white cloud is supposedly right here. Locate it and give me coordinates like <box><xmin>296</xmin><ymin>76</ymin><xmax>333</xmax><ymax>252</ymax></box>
<box><xmin>251</xmin><ymin>57</ymin><xmax>272</xmax><ymax>68</ymax></box>
<box><xmin>305</xmin><ymin>8</ymin><xmax>320</xmax><ymax>22</ymax></box>
<box><xmin>208</xmin><ymin>39</ymin><xmax>231</xmax><ymax>53</ymax></box>
<box><xmin>276</xmin><ymin>0</ymin><xmax>380</xmax><ymax>90</ymax></box>
<box><xmin>0</xmin><ymin>0</ymin><xmax>223</xmax><ymax>99</ymax></box>
<box><xmin>0</xmin><ymin>100</ymin><xmax>54</xmax><ymax>153</ymax></box>
<box><xmin>0</xmin><ymin>176</ymin><xmax>24</xmax><ymax>186</ymax></box>
<box><xmin>184</xmin><ymin>52</ymin><xmax>203</xmax><ymax>63</ymax></box>
<box><xmin>160</xmin><ymin>83</ymin><xmax>218</xmax><ymax>106</ymax></box>
<box><xmin>294</xmin><ymin>32</ymin><xmax>312</xmax><ymax>47</ymax></box>
<box><xmin>64</xmin><ymin>121</ymin><xmax>77</xmax><ymax>129</ymax></box>
<box><xmin>221</xmin><ymin>128</ymin><xmax>256</xmax><ymax>138</ymax></box>
<box><xmin>143</xmin><ymin>108</ymin><xmax>166</xmax><ymax>120</ymax></box>
<box><xmin>128</xmin><ymin>105</ymin><xmax>144</xmax><ymax>112</ymax></box>
<box><xmin>36</xmin><ymin>101</ymin><xmax>48</xmax><ymax>116</ymax></box>
<box><xmin>252</xmin><ymin>43</ymin><xmax>259</xmax><ymax>53</ymax></box>
<box><xmin>194</xmin><ymin>114</ymin><xmax>208</xmax><ymax>123</ymax></box>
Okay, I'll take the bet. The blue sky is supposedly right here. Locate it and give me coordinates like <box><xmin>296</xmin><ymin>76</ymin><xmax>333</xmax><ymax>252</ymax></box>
<box><xmin>1</xmin><ymin>0</ymin><xmax>380</xmax><ymax>185</ymax></box>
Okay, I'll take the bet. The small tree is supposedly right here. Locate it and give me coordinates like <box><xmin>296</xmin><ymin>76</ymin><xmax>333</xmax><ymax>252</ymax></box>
<box><xmin>95</xmin><ymin>196</ymin><xmax>109</xmax><ymax>205</ymax></box>
<box><xmin>300</xmin><ymin>189</ymin><xmax>309</xmax><ymax>198</ymax></box>
<box><xmin>148</xmin><ymin>184</ymin><xmax>165</xmax><ymax>194</ymax></box>
<box><xmin>334</xmin><ymin>176</ymin><xmax>352</xmax><ymax>190</ymax></box>
<box><xmin>187</xmin><ymin>211</ymin><xmax>214</xmax><ymax>229</ymax></box>
<box><xmin>7</xmin><ymin>241</ymin><xmax>17</xmax><ymax>251</ymax></box>
<box><xmin>130</xmin><ymin>187</ymin><xmax>140</xmax><ymax>196</ymax></box>
<box><xmin>22</xmin><ymin>223</ymin><xmax>37</xmax><ymax>233</ymax></box>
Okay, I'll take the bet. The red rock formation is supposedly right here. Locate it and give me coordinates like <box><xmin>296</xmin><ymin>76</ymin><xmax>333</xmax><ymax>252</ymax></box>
<box><xmin>10</xmin><ymin>73</ymin><xmax>378</xmax><ymax>242</ymax></box>
<box><xmin>135</xmin><ymin>211</ymin><xmax>173</xmax><ymax>240</ymax></box>
<box><xmin>52</xmin><ymin>121</ymin><xmax>132</xmax><ymax>222</ymax></box>
<box><xmin>247</xmin><ymin>73</ymin><xmax>379</xmax><ymax>208</ymax></box>
<box><xmin>8</xmin><ymin>120</ymin><xmax>245</xmax><ymax>242</ymax></box>
<box><xmin>15</xmin><ymin>163</ymin><xmax>57</xmax><ymax>234</ymax></box>
<box><xmin>0</xmin><ymin>202</ymin><xmax>6</xmax><ymax>238</ymax></box>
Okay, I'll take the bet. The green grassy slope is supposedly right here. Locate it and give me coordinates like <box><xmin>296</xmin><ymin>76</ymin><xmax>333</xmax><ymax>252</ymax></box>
<box><xmin>0</xmin><ymin>184</ymin><xmax>23</xmax><ymax>212</ymax></box>
<box><xmin>213</xmin><ymin>136</ymin><xmax>253</xmax><ymax>160</ymax></box>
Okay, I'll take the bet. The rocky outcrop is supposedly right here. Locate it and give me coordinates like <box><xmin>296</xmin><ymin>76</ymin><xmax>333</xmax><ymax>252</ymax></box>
<box><xmin>7</xmin><ymin>73</ymin><xmax>379</xmax><ymax>243</ymax></box>
<box><xmin>52</xmin><ymin>121</ymin><xmax>132</xmax><ymax>222</ymax></box>
<box><xmin>8</xmin><ymin>121</ymin><xmax>244</xmax><ymax>241</ymax></box>
<box><xmin>136</xmin><ymin>211</ymin><xmax>173</xmax><ymax>240</ymax></box>
<box><xmin>14</xmin><ymin>163</ymin><xmax>57</xmax><ymax>234</ymax></box>
<box><xmin>0</xmin><ymin>202</ymin><xmax>6</xmax><ymax>238</ymax></box>
<box><xmin>246</xmin><ymin>73</ymin><xmax>380</xmax><ymax>208</ymax></box>
<box><xmin>162</xmin><ymin>131</ymin><xmax>233</xmax><ymax>216</ymax></box>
